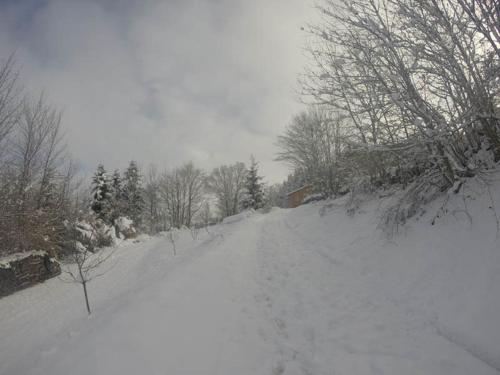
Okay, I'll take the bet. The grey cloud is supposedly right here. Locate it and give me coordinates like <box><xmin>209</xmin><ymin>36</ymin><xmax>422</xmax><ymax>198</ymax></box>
<box><xmin>0</xmin><ymin>0</ymin><xmax>315</xmax><ymax>182</ymax></box>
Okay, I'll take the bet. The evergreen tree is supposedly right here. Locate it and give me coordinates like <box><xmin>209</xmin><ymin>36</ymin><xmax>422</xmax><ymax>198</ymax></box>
<box><xmin>110</xmin><ymin>169</ymin><xmax>124</xmax><ymax>222</ymax></box>
<box><xmin>242</xmin><ymin>156</ymin><xmax>265</xmax><ymax>210</ymax></box>
<box><xmin>111</xmin><ymin>169</ymin><xmax>122</xmax><ymax>197</ymax></box>
<box><xmin>122</xmin><ymin>161</ymin><xmax>144</xmax><ymax>227</ymax></box>
<box><xmin>91</xmin><ymin>164</ymin><xmax>113</xmax><ymax>223</ymax></box>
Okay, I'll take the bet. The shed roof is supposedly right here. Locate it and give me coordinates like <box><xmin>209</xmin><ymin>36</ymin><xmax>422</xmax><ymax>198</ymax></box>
<box><xmin>286</xmin><ymin>184</ymin><xmax>312</xmax><ymax>196</ymax></box>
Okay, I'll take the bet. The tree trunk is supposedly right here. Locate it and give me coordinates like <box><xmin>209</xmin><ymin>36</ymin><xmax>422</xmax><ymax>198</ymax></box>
<box><xmin>82</xmin><ymin>281</ymin><xmax>91</xmax><ymax>315</ymax></box>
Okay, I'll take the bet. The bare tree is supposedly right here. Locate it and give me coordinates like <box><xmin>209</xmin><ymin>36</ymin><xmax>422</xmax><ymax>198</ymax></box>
<box><xmin>189</xmin><ymin>225</ymin><xmax>200</xmax><ymax>240</ymax></box>
<box><xmin>457</xmin><ymin>0</ymin><xmax>500</xmax><ymax>59</ymax></box>
<box><xmin>143</xmin><ymin>164</ymin><xmax>164</xmax><ymax>234</ymax></box>
<box><xmin>160</xmin><ymin>162</ymin><xmax>204</xmax><ymax>229</ymax></box>
<box><xmin>0</xmin><ymin>90</ymin><xmax>72</xmax><ymax>257</ymax></box>
<box><xmin>275</xmin><ymin>0</ymin><xmax>499</xmax><ymax>226</ymax></box>
<box><xmin>200</xmin><ymin>201</ymin><xmax>212</xmax><ymax>232</ymax></box>
<box><xmin>63</xmin><ymin>222</ymin><xmax>115</xmax><ymax>315</ymax></box>
<box><xmin>0</xmin><ymin>54</ymin><xmax>21</xmax><ymax>155</ymax></box>
<box><xmin>276</xmin><ymin>107</ymin><xmax>345</xmax><ymax>196</ymax></box>
<box><xmin>300</xmin><ymin>0</ymin><xmax>499</xmax><ymax>189</ymax></box>
<box><xmin>206</xmin><ymin>162</ymin><xmax>247</xmax><ymax>218</ymax></box>
<box><xmin>167</xmin><ymin>230</ymin><xmax>177</xmax><ymax>256</ymax></box>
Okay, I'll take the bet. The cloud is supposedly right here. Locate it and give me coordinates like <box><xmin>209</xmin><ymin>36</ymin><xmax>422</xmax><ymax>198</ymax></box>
<box><xmin>0</xmin><ymin>0</ymin><xmax>315</xmax><ymax>183</ymax></box>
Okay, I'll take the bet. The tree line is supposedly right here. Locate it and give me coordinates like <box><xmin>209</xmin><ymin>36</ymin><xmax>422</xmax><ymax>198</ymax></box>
<box><xmin>0</xmin><ymin>56</ymin><xmax>79</xmax><ymax>259</ymax></box>
<box><xmin>275</xmin><ymin>0</ymin><xmax>499</xmax><ymax>221</ymax></box>
<box><xmin>90</xmin><ymin>156</ymin><xmax>267</xmax><ymax>237</ymax></box>
<box><xmin>0</xmin><ymin>55</ymin><xmax>268</xmax><ymax>259</ymax></box>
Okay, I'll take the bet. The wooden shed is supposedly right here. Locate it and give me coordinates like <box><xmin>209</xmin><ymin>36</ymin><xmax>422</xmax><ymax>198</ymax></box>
<box><xmin>287</xmin><ymin>185</ymin><xmax>313</xmax><ymax>208</ymax></box>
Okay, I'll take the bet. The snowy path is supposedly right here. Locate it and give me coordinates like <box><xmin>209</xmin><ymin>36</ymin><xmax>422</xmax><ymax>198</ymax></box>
<box><xmin>255</xmin><ymin>210</ymin><xmax>498</xmax><ymax>374</ymax></box>
<box><xmin>1</xmin><ymin>204</ymin><xmax>499</xmax><ymax>374</ymax></box>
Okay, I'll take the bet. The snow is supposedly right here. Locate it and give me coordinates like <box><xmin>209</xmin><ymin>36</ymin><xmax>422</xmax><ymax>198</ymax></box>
<box><xmin>1</xmin><ymin>173</ymin><xmax>500</xmax><ymax>374</ymax></box>
<box><xmin>0</xmin><ymin>250</ymin><xmax>50</xmax><ymax>269</ymax></box>
<box><xmin>302</xmin><ymin>192</ymin><xmax>324</xmax><ymax>204</ymax></box>
<box><xmin>115</xmin><ymin>216</ymin><xmax>133</xmax><ymax>232</ymax></box>
<box><xmin>221</xmin><ymin>209</ymin><xmax>254</xmax><ymax>225</ymax></box>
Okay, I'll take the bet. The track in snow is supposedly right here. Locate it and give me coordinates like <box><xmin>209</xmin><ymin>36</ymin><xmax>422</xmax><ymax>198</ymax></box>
<box><xmin>0</xmin><ymin>206</ymin><xmax>498</xmax><ymax>375</ymax></box>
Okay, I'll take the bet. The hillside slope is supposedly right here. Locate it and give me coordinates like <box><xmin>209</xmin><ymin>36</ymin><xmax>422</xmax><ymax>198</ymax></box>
<box><xmin>0</xmin><ymin>173</ymin><xmax>499</xmax><ymax>375</ymax></box>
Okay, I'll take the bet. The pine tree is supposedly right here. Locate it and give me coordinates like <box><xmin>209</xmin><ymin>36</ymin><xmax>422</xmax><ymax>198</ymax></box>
<box><xmin>242</xmin><ymin>156</ymin><xmax>265</xmax><ymax>210</ymax></box>
<box><xmin>122</xmin><ymin>161</ymin><xmax>144</xmax><ymax>227</ymax></box>
<box><xmin>91</xmin><ymin>164</ymin><xmax>113</xmax><ymax>223</ymax></box>
<box><xmin>110</xmin><ymin>169</ymin><xmax>124</xmax><ymax>222</ymax></box>
<box><xmin>111</xmin><ymin>169</ymin><xmax>122</xmax><ymax>197</ymax></box>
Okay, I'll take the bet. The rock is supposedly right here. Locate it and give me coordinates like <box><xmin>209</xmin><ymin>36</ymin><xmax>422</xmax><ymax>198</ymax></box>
<box><xmin>0</xmin><ymin>252</ymin><xmax>61</xmax><ymax>298</ymax></box>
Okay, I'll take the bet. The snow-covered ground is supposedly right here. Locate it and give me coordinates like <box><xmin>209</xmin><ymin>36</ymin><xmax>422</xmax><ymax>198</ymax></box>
<box><xmin>1</xmin><ymin>174</ymin><xmax>500</xmax><ymax>375</ymax></box>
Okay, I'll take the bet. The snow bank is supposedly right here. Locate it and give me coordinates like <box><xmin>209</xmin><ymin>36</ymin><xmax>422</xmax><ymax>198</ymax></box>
<box><xmin>275</xmin><ymin>171</ymin><xmax>500</xmax><ymax>371</ymax></box>
<box><xmin>221</xmin><ymin>210</ymin><xmax>254</xmax><ymax>224</ymax></box>
<box><xmin>301</xmin><ymin>192</ymin><xmax>324</xmax><ymax>205</ymax></box>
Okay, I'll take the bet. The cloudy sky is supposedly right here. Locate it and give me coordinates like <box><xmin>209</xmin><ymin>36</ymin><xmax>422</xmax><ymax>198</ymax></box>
<box><xmin>0</xmin><ymin>0</ymin><xmax>316</xmax><ymax>183</ymax></box>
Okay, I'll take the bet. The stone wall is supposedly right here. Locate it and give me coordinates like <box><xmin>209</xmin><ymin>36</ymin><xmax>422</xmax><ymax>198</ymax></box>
<box><xmin>0</xmin><ymin>252</ymin><xmax>61</xmax><ymax>298</ymax></box>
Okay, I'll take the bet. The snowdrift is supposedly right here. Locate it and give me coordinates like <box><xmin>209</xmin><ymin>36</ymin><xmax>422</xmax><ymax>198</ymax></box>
<box><xmin>0</xmin><ymin>172</ymin><xmax>499</xmax><ymax>375</ymax></box>
<box><xmin>284</xmin><ymin>171</ymin><xmax>500</xmax><ymax>371</ymax></box>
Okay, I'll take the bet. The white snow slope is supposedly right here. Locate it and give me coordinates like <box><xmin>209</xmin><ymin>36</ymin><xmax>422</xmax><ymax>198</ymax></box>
<box><xmin>1</xmin><ymin>174</ymin><xmax>500</xmax><ymax>375</ymax></box>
